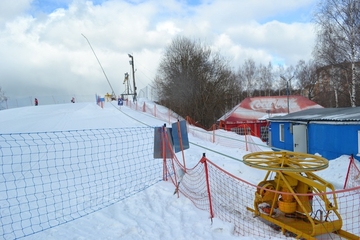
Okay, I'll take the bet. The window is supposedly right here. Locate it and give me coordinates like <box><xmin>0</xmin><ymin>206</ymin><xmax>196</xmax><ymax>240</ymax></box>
<box><xmin>260</xmin><ymin>126</ymin><xmax>269</xmax><ymax>142</ymax></box>
<box><xmin>358</xmin><ymin>131</ymin><xmax>360</xmax><ymax>155</ymax></box>
<box><xmin>231</xmin><ymin>127</ymin><xmax>251</xmax><ymax>135</ymax></box>
<box><xmin>280</xmin><ymin>124</ymin><xmax>284</xmax><ymax>142</ymax></box>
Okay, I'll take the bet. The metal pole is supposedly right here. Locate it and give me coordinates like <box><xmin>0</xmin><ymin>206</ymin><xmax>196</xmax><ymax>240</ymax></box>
<box><xmin>280</xmin><ymin>75</ymin><xmax>293</xmax><ymax>114</ymax></box>
<box><xmin>128</xmin><ymin>54</ymin><xmax>137</xmax><ymax>101</ymax></box>
<box><xmin>287</xmin><ymin>80</ymin><xmax>289</xmax><ymax>114</ymax></box>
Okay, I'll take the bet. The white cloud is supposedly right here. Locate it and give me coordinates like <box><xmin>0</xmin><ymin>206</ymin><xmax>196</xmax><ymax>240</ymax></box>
<box><xmin>0</xmin><ymin>0</ymin><xmax>31</xmax><ymax>26</ymax></box>
<box><xmin>155</xmin><ymin>21</ymin><xmax>181</xmax><ymax>36</ymax></box>
<box><xmin>0</xmin><ymin>0</ymin><xmax>318</xmax><ymax>100</ymax></box>
<box><xmin>222</xmin><ymin>20</ymin><xmax>316</xmax><ymax>65</ymax></box>
<box><xmin>213</xmin><ymin>33</ymin><xmax>273</xmax><ymax>66</ymax></box>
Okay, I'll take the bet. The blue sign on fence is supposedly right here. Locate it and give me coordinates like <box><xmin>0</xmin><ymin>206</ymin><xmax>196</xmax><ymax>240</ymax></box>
<box><xmin>153</xmin><ymin>126</ymin><xmax>174</xmax><ymax>158</ymax></box>
<box><xmin>171</xmin><ymin>120</ymin><xmax>189</xmax><ymax>153</ymax></box>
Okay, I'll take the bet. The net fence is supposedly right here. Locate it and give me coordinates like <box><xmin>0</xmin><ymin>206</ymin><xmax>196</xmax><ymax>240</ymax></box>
<box><xmin>0</xmin><ymin>127</ymin><xmax>162</xmax><ymax>239</ymax></box>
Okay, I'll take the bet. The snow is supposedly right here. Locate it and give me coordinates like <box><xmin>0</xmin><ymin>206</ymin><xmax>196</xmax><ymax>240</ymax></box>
<box><xmin>0</xmin><ymin>100</ymin><xmax>358</xmax><ymax>240</ymax></box>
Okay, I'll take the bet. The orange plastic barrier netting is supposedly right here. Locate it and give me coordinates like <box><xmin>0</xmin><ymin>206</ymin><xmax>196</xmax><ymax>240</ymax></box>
<box><xmin>245</xmin><ymin>134</ymin><xmax>264</xmax><ymax>152</ymax></box>
<box><xmin>186</xmin><ymin>116</ymin><xmax>211</xmax><ymax>130</ymax></box>
<box><xmin>126</xmin><ymin>100</ymin><xmax>183</xmax><ymax>124</ymax></box>
<box><xmin>165</xmin><ymin>153</ymin><xmax>360</xmax><ymax>239</ymax></box>
<box><xmin>189</xmin><ymin>126</ymin><xmax>265</xmax><ymax>152</ymax></box>
<box><xmin>335</xmin><ymin>190</ymin><xmax>360</xmax><ymax>233</ymax></box>
<box><xmin>134</xmin><ymin>101</ymin><xmax>359</xmax><ymax>238</ymax></box>
<box><xmin>126</xmin><ymin>100</ymin><xmax>267</xmax><ymax>153</ymax></box>
<box><xmin>344</xmin><ymin>155</ymin><xmax>360</xmax><ymax>189</ymax></box>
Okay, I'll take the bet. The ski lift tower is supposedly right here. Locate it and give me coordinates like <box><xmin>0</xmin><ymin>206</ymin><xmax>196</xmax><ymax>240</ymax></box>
<box><xmin>121</xmin><ymin>54</ymin><xmax>137</xmax><ymax>101</ymax></box>
<box><xmin>121</xmin><ymin>72</ymin><xmax>130</xmax><ymax>99</ymax></box>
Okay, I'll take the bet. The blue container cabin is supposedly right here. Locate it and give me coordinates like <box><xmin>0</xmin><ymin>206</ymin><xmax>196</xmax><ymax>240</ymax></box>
<box><xmin>268</xmin><ymin>107</ymin><xmax>360</xmax><ymax>161</ymax></box>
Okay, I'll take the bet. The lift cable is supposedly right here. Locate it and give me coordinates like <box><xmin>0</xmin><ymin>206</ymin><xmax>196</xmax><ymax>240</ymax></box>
<box><xmin>82</xmin><ymin>33</ymin><xmax>116</xmax><ymax>98</ymax></box>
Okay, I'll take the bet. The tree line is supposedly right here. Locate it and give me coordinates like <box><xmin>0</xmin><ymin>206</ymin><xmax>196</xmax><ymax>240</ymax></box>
<box><xmin>154</xmin><ymin>0</ymin><xmax>360</xmax><ymax>128</ymax></box>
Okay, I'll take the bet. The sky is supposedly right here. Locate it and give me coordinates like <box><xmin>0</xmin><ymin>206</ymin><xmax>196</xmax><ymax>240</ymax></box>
<box><xmin>1</xmin><ymin>98</ymin><xmax>359</xmax><ymax>239</ymax></box>
<box><xmin>0</xmin><ymin>0</ymin><xmax>319</xmax><ymax>102</ymax></box>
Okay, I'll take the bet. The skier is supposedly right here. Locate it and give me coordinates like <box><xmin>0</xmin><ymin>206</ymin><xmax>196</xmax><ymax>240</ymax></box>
<box><xmin>34</xmin><ymin>98</ymin><xmax>38</xmax><ymax>106</ymax></box>
<box><xmin>71</xmin><ymin>97</ymin><xmax>75</xmax><ymax>103</ymax></box>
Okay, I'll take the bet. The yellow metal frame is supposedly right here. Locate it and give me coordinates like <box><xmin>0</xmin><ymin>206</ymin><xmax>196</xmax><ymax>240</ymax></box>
<box><xmin>243</xmin><ymin>151</ymin><xmax>328</xmax><ymax>172</ymax></box>
<box><xmin>244</xmin><ymin>151</ymin><xmax>358</xmax><ymax>239</ymax></box>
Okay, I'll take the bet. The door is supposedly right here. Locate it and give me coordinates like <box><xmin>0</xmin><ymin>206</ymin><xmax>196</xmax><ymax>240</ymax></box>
<box><xmin>293</xmin><ymin>124</ymin><xmax>307</xmax><ymax>153</ymax></box>
<box><xmin>358</xmin><ymin>131</ymin><xmax>360</xmax><ymax>155</ymax></box>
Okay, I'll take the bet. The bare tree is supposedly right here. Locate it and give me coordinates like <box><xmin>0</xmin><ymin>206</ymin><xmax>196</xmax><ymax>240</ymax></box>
<box><xmin>313</xmin><ymin>0</ymin><xmax>360</xmax><ymax>107</ymax></box>
<box><xmin>258</xmin><ymin>62</ymin><xmax>274</xmax><ymax>96</ymax></box>
<box><xmin>154</xmin><ymin>36</ymin><xmax>240</xmax><ymax>128</ymax></box>
<box><xmin>0</xmin><ymin>87</ymin><xmax>8</xmax><ymax>110</ymax></box>
<box><xmin>237</xmin><ymin>59</ymin><xmax>258</xmax><ymax>97</ymax></box>
<box><xmin>0</xmin><ymin>87</ymin><xmax>7</xmax><ymax>102</ymax></box>
<box><xmin>295</xmin><ymin>60</ymin><xmax>319</xmax><ymax>100</ymax></box>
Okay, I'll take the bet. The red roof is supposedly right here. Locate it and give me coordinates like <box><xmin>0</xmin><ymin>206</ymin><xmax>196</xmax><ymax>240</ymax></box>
<box><xmin>220</xmin><ymin>96</ymin><xmax>323</xmax><ymax>123</ymax></box>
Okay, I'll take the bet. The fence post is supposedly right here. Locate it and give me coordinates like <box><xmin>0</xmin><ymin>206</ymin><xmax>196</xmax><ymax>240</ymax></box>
<box><xmin>185</xmin><ymin>116</ymin><xmax>190</xmax><ymax>133</ymax></box>
<box><xmin>244</xmin><ymin>125</ymin><xmax>248</xmax><ymax>151</ymax></box>
<box><xmin>200</xmin><ymin>153</ymin><xmax>214</xmax><ymax>219</ymax></box>
<box><xmin>212</xmin><ymin>124</ymin><xmax>216</xmax><ymax>143</ymax></box>
<box><xmin>344</xmin><ymin>154</ymin><xmax>354</xmax><ymax>189</ymax></box>
<box><xmin>168</xmin><ymin>109</ymin><xmax>170</xmax><ymax>125</ymax></box>
<box><xmin>176</xmin><ymin>120</ymin><xmax>186</xmax><ymax>170</ymax></box>
<box><xmin>162</xmin><ymin>124</ymin><xmax>168</xmax><ymax>181</ymax></box>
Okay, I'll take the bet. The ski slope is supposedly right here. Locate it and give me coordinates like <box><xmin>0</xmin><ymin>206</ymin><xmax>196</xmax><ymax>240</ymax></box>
<box><xmin>0</xmin><ymin>100</ymin><xmax>357</xmax><ymax>240</ymax></box>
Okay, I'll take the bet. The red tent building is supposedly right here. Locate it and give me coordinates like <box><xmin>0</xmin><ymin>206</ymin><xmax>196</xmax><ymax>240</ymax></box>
<box><xmin>218</xmin><ymin>96</ymin><xmax>323</xmax><ymax>141</ymax></box>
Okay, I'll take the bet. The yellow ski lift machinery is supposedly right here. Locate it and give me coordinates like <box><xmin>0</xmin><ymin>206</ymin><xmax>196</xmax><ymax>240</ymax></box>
<box><xmin>244</xmin><ymin>151</ymin><xmax>358</xmax><ymax>240</ymax></box>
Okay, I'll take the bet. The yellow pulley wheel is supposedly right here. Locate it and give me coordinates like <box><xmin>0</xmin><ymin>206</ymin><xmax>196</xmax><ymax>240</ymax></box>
<box><xmin>243</xmin><ymin>151</ymin><xmax>328</xmax><ymax>172</ymax></box>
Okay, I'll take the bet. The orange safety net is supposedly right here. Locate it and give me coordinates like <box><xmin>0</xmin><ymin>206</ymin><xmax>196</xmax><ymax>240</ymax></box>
<box><xmin>344</xmin><ymin>155</ymin><xmax>360</xmax><ymax>189</ymax></box>
<box><xmin>186</xmin><ymin>116</ymin><xmax>214</xmax><ymax>130</ymax></box>
<box><xmin>161</xmin><ymin>126</ymin><xmax>360</xmax><ymax>239</ymax></box>
<box><xmin>126</xmin><ymin>100</ymin><xmax>183</xmax><ymax>125</ymax></box>
<box><xmin>166</xmin><ymin>155</ymin><xmax>360</xmax><ymax>239</ymax></box>
<box><xmin>126</xmin><ymin>100</ymin><xmax>266</xmax><ymax>153</ymax></box>
<box><xmin>129</xmin><ymin>100</ymin><xmax>359</xmax><ymax>238</ymax></box>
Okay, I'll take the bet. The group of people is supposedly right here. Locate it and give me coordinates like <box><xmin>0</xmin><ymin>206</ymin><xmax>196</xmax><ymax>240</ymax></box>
<box><xmin>34</xmin><ymin>97</ymin><xmax>76</xmax><ymax>106</ymax></box>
